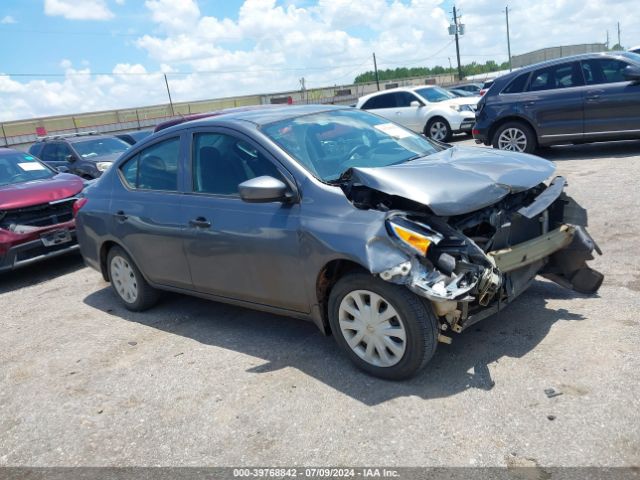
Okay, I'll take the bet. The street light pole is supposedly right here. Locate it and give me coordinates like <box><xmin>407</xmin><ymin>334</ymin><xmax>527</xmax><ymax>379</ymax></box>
<box><xmin>164</xmin><ymin>73</ymin><xmax>175</xmax><ymax>116</ymax></box>
<box><xmin>506</xmin><ymin>6</ymin><xmax>512</xmax><ymax>71</ymax></box>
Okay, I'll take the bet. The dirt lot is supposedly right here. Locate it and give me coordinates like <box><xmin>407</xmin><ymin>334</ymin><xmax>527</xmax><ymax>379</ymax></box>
<box><xmin>1</xmin><ymin>139</ymin><xmax>639</xmax><ymax>468</ymax></box>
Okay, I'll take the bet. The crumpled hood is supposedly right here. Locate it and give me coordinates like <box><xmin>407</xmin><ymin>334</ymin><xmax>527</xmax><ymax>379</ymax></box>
<box><xmin>347</xmin><ymin>146</ymin><xmax>556</xmax><ymax>216</ymax></box>
<box><xmin>0</xmin><ymin>173</ymin><xmax>84</xmax><ymax>210</ymax></box>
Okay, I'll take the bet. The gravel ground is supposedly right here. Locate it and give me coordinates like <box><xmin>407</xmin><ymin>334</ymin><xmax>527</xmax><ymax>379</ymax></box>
<box><xmin>1</xmin><ymin>138</ymin><xmax>639</xmax><ymax>468</ymax></box>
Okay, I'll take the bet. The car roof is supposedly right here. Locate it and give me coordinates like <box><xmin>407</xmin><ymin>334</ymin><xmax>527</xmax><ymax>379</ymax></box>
<box><xmin>504</xmin><ymin>51</ymin><xmax>638</xmax><ymax>75</ymax></box>
<box><xmin>164</xmin><ymin>104</ymin><xmax>347</xmax><ymax>132</ymax></box>
<box><xmin>34</xmin><ymin>133</ymin><xmax>121</xmax><ymax>144</ymax></box>
<box><xmin>0</xmin><ymin>147</ymin><xmax>22</xmax><ymax>156</ymax></box>
<box><xmin>358</xmin><ymin>85</ymin><xmax>436</xmax><ymax>102</ymax></box>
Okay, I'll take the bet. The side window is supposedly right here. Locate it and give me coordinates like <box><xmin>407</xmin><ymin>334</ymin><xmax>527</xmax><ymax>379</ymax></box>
<box><xmin>582</xmin><ymin>59</ymin><xmax>630</xmax><ymax>85</ymax></box>
<box><xmin>119</xmin><ymin>137</ymin><xmax>179</xmax><ymax>191</ymax></box>
<box><xmin>58</xmin><ymin>143</ymin><xmax>74</xmax><ymax>161</ymax></box>
<box><xmin>192</xmin><ymin>132</ymin><xmax>283</xmax><ymax>196</ymax></box>
<box><xmin>528</xmin><ymin>62</ymin><xmax>583</xmax><ymax>91</ymax></box>
<box><xmin>394</xmin><ymin>92</ymin><xmax>421</xmax><ymax>107</ymax></box>
<box><xmin>39</xmin><ymin>143</ymin><xmax>56</xmax><ymax>162</ymax></box>
<box><xmin>502</xmin><ymin>73</ymin><xmax>530</xmax><ymax>93</ymax></box>
<box><xmin>362</xmin><ymin>93</ymin><xmax>396</xmax><ymax>109</ymax></box>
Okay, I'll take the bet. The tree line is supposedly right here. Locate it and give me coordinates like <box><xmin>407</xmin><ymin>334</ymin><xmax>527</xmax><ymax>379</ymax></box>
<box><xmin>354</xmin><ymin>60</ymin><xmax>511</xmax><ymax>84</ymax></box>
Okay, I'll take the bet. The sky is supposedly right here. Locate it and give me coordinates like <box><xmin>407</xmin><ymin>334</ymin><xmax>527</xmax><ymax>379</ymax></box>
<box><xmin>0</xmin><ymin>0</ymin><xmax>638</xmax><ymax>121</ymax></box>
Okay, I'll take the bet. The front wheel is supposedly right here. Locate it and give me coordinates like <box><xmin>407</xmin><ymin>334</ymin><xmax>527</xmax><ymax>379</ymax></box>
<box><xmin>425</xmin><ymin>118</ymin><xmax>452</xmax><ymax>142</ymax></box>
<box><xmin>328</xmin><ymin>272</ymin><xmax>438</xmax><ymax>380</ymax></box>
<box><xmin>492</xmin><ymin>121</ymin><xmax>537</xmax><ymax>153</ymax></box>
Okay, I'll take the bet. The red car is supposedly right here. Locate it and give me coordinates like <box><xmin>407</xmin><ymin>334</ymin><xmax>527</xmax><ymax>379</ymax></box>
<box><xmin>0</xmin><ymin>148</ymin><xmax>85</xmax><ymax>272</ymax></box>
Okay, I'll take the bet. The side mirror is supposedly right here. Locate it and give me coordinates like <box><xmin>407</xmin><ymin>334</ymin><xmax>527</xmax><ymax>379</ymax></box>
<box><xmin>623</xmin><ymin>65</ymin><xmax>640</xmax><ymax>82</ymax></box>
<box><xmin>65</xmin><ymin>154</ymin><xmax>76</xmax><ymax>163</ymax></box>
<box><xmin>410</xmin><ymin>100</ymin><xmax>422</xmax><ymax>108</ymax></box>
<box><xmin>56</xmin><ymin>166</ymin><xmax>70</xmax><ymax>173</ymax></box>
<box><xmin>238</xmin><ymin>176</ymin><xmax>289</xmax><ymax>203</ymax></box>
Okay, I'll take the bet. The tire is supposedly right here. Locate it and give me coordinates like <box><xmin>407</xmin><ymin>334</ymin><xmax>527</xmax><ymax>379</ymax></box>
<box><xmin>107</xmin><ymin>246</ymin><xmax>159</xmax><ymax>311</ymax></box>
<box><xmin>492</xmin><ymin>121</ymin><xmax>537</xmax><ymax>153</ymax></box>
<box><xmin>425</xmin><ymin>117</ymin><xmax>452</xmax><ymax>142</ymax></box>
<box><xmin>328</xmin><ymin>272</ymin><xmax>438</xmax><ymax>380</ymax></box>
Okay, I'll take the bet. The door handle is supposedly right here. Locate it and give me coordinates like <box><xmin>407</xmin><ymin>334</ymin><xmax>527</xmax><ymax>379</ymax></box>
<box><xmin>189</xmin><ymin>217</ymin><xmax>211</xmax><ymax>229</ymax></box>
<box><xmin>586</xmin><ymin>89</ymin><xmax>604</xmax><ymax>100</ymax></box>
<box><xmin>114</xmin><ymin>210</ymin><xmax>128</xmax><ymax>221</ymax></box>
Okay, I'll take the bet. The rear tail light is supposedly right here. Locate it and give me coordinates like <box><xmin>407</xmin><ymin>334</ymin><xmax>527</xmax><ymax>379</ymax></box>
<box><xmin>472</xmin><ymin>129</ymin><xmax>480</xmax><ymax>136</ymax></box>
<box><xmin>479</xmin><ymin>89</ymin><xmax>487</xmax><ymax>96</ymax></box>
<box><xmin>72</xmin><ymin>198</ymin><xmax>88</xmax><ymax>217</ymax></box>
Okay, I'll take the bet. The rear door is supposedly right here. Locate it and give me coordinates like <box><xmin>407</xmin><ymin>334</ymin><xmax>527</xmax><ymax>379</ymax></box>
<box><xmin>180</xmin><ymin>127</ymin><xmax>309</xmax><ymax>313</ymax></box>
<box><xmin>581</xmin><ymin>57</ymin><xmax>640</xmax><ymax>136</ymax></box>
<box><xmin>520</xmin><ymin>61</ymin><xmax>585</xmax><ymax>141</ymax></box>
<box><xmin>109</xmin><ymin>134</ymin><xmax>192</xmax><ymax>289</ymax></box>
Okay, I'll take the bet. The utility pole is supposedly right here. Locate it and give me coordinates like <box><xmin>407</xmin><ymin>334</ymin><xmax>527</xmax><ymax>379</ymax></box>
<box><xmin>606</xmin><ymin>30</ymin><xmax>610</xmax><ymax>49</ymax></box>
<box><xmin>452</xmin><ymin>6</ymin><xmax>463</xmax><ymax>81</ymax></box>
<box><xmin>617</xmin><ymin>21</ymin><xmax>621</xmax><ymax>48</ymax></box>
<box><xmin>299</xmin><ymin>77</ymin><xmax>306</xmax><ymax>103</ymax></box>
<box><xmin>372</xmin><ymin>52</ymin><xmax>380</xmax><ymax>91</ymax></box>
<box><xmin>164</xmin><ymin>73</ymin><xmax>175</xmax><ymax>116</ymax></box>
<box><xmin>505</xmin><ymin>6</ymin><xmax>512</xmax><ymax>71</ymax></box>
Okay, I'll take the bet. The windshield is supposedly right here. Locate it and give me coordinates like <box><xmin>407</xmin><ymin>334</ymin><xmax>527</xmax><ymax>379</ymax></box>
<box><xmin>72</xmin><ymin>137</ymin><xmax>130</xmax><ymax>158</ymax></box>
<box><xmin>0</xmin><ymin>151</ymin><xmax>54</xmax><ymax>187</ymax></box>
<box><xmin>261</xmin><ymin>109</ymin><xmax>439</xmax><ymax>182</ymax></box>
<box><xmin>414</xmin><ymin>86</ymin><xmax>456</xmax><ymax>102</ymax></box>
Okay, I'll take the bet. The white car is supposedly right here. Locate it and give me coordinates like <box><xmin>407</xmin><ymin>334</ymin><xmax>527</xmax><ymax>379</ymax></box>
<box><xmin>356</xmin><ymin>85</ymin><xmax>479</xmax><ymax>142</ymax></box>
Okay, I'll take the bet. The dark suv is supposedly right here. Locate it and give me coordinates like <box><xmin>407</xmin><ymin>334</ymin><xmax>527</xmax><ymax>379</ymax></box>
<box><xmin>473</xmin><ymin>52</ymin><xmax>640</xmax><ymax>153</ymax></box>
<box><xmin>29</xmin><ymin>133</ymin><xmax>131</xmax><ymax>179</ymax></box>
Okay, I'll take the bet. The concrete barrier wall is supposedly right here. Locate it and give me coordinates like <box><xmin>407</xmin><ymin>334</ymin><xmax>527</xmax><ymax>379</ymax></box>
<box><xmin>511</xmin><ymin>43</ymin><xmax>607</xmax><ymax>68</ymax></box>
<box><xmin>0</xmin><ymin>73</ymin><xmax>455</xmax><ymax>148</ymax></box>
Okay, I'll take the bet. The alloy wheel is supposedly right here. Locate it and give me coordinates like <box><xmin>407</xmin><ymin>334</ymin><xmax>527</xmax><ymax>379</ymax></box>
<box><xmin>429</xmin><ymin>121</ymin><xmax>448</xmax><ymax>141</ymax></box>
<box><xmin>110</xmin><ymin>255</ymin><xmax>138</xmax><ymax>304</ymax></box>
<box><xmin>338</xmin><ymin>289</ymin><xmax>407</xmax><ymax>367</ymax></box>
<box><xmin>497</xmin><ymin>127</ymin><xmax>527</xmax><ymax>152</ymax></box>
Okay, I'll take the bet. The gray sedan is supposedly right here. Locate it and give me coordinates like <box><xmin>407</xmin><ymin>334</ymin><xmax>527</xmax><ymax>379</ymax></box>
<box><xmin>75</xmin><ymin>105</ymin><xmax>603</xmax><ymax>379</ymax></box>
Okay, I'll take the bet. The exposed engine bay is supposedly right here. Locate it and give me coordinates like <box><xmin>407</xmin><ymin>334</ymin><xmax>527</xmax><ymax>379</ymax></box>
<box><xmin>341</xmin><ymin>173</ymin><xmax>604</xmax><ymax>336</ymax></box>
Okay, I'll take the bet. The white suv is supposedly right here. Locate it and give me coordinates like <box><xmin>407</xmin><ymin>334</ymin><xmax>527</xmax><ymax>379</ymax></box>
<box><xmin>356</xmin><ymin>85</ymin><xmax>479</xmax><ymax>141</ymax></box>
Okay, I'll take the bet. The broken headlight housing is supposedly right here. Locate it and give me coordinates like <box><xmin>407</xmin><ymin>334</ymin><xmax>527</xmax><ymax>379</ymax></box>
<box><xmin>386</xmin><ymin>217</ymin><xmax>443</xmax><ymax>256</ymax></box>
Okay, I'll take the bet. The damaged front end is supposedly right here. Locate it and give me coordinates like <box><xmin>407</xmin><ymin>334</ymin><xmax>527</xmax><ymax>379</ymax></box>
<box><xmin>374</xmin><ymin>176</ymin><xmax>603</xmax><ymax>335</ymax></box>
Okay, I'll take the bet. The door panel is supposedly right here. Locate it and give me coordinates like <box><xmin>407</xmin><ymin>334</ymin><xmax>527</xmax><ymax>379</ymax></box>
<box><xmin>392</xmin><ymin>92</ymin><xmax>424</xmax><ymax>132</ymax></box>
<box><xmin>181</xmin><ymin>129</ymin><xmax>308</xmax><ymax>312</ymax></box>
<box><xmin>110</xmin><ymin>135</ymin><xmax>191</xmax><ymax>288</ymax></box>
<box><xmin>521</xmin><ymin>62</ymin><xmax>585</xmax><ymax>140</ymax></box>
<box><xmin>581</xmin><ymin>58</ymin><xmax>640</xmax><ymax>134</ymax></box>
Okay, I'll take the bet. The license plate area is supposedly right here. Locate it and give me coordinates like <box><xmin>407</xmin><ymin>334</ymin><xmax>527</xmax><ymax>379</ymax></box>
<box><xmin>41</xmin><ymin>229</ymin><xmax>72</xmax><ymax>247</ymax></box>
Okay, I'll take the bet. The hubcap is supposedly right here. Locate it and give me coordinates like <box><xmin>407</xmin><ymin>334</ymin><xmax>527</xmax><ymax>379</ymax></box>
<box><xmin>110</xmin><ymin>255</ymin><xmax>138</xmax><ymax>303</ymax></box>
<box><xmin>498</xmin><ymin>127</ymin><xmax>527</xmax><ymax>152</ymax></box>
<box><xmin>429</xmin><ymin>121</ymin><xmax>448</xmax><ymax>141</ymax></box>
<box><xmin>338</xmin><ymin>290</ymin><xmax>407</xmax><ymax>368</ymax></box>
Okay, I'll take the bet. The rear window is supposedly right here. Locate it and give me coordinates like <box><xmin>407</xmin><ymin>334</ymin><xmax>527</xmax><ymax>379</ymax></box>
<box><xmin>502</xmin><ymin>73</ymin><xmax>530</xmax><ymax>93</ymax></box>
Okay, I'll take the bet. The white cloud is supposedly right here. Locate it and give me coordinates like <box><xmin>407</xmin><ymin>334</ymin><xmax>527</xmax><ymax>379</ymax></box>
<box><xmin>2</xmin><ymin>0</ymin><xmax>639</xmax><ymax>121</ymax></box>
<box><xmin>0</xmin><ymin>15</ymin><xmax>17</xmax><ymax>24</ymax></box>
<box><xmin>44</xmin><ymin>0</ymin><xmax>114</xmax><ymax>21</ymax></box>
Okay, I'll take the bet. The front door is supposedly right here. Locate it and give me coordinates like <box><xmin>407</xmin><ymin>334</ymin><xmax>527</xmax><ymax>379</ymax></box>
<box><xmin>581</xmin><ymin>57</ymin><xmax>640</xmax><ymax>136</ymax></box>
<box><xmin>181</xmin><ymin>129</ymin><xmax>309</xmax><ymax>313</ymax></box>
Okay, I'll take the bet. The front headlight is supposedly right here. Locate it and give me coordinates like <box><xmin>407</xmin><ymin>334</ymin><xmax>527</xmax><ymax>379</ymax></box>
<box><xmin>387</xmin><ymin>218</ymin><xmax>443</xmax><ymax>256</ymax></box>
<box><xmin>450</xmin><ymin>104</ymin><xmax>472</xmax><ymax>112</ymax></box>
<box><xmin>96</xmin><ymin>161</ymin><xmax>113</xmax><ymax>172</ymax></box>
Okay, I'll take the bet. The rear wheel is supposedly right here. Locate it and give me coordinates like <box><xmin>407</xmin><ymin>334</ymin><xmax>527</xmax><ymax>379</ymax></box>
<box><xmin>426</xmin><ymin>117</ymin><xmax>452</xmax><ymax>142</ymax></box>
<box><xmin>328</xmin><ymin>272</ymin><xmax>438</xmax><ymax>380</ymax></box>
<box><xmin>107</xmin><ymin>246</ymin><xmax>159</xmax><ymax>311</ymax></box>
<box><xmin>492</xmin><ymin>121</ymin><xmax>536</xmax><ymax>153</ymax></box>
